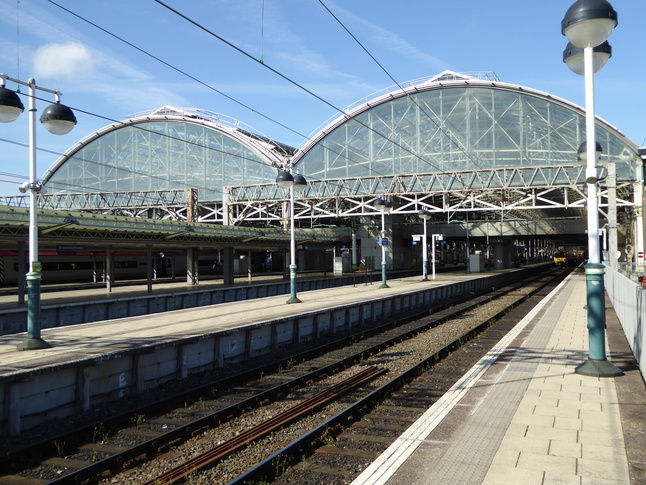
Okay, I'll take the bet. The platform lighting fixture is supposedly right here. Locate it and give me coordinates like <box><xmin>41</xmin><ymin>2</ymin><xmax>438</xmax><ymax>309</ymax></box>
<box><xmin>0</xmin><ymin>74</ymin><xmax>77</xmax><ymax>350</ymax></box>
<box><xmin>276</xmin><ymin>167</ymin><xmax>307</xmax><ymax>304</ymax></box>
<box><xmin>431</xmin><ymin>233</ymin><xmax>444</xmax><ymax>281</ymax></box>
<box><xmin>0</xmin><ymin>84</ymin><xmax>24</xmax><ymax>122</ymax></box>
<box><xmin>418</xmin><ymin>210</ymin><xmax>432</xmax><ymax>281</ymax></box>
<box><xmin>374</xmin><ymin>197</ymin><xmax>392</xmax><ymax>288</ymax></box>
<box><xmin>563</xmin><ymin>41</ymin><xmax>612</xmax><ymax>76</ymax></box>
<box><xmin>561</xmin><ymin>0</ymin><xmax>621</xmax><ymax>377</ymax></box>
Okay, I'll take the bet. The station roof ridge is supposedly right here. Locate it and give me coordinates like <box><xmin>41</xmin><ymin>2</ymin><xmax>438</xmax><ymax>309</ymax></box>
<box><xmin>128</xmin><ymin>105</ymin><xmax>296</xmax><ymax>157</ymax></box>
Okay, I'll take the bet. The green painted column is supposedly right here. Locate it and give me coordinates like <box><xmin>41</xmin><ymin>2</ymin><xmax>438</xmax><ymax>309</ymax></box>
<box><xmin>575</xmin><ymin>263</ymin><xmax>621</xmax><ymax>377</ymax></box>
<box><xmin>585</xmin><ymin>263</ymin><xmax>606</xmax><ymax>360</ymax></box>
<box><xmin>17</xmin><ymin>271</ymin><xmax>51</xmax><ymax>350</ymax></box>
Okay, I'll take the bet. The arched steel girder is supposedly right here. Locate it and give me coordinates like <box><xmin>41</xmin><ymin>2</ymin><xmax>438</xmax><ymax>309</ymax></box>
<box><xmin>0</xmin><ymin>166</ymin><xmax>636</xmax><ymax>229</ymax></box>
<box><xmin>223</xmin><ymin>166</ymin><xmax>636</xmax><ymax>226</ymax></box>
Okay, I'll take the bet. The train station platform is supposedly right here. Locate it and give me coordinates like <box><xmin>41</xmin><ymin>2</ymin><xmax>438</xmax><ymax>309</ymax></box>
<box><xmin>0</xmin><ymin>271</ymin><xmax>338</xmax><ymax>309</ymax></box>
<box><xmin>0</xmin><ymin>266</ymin><xmax>517</xmax><ymax>437</ymax></box>
<box><xmin>0</xmin><ymin>270</ymin><xmax>380</xmax><ymax>335</ymax></box>
<box><xmin>0</xmin><ymin>267</ymin><xmax>643</xmax><ymax>484</ymax></box>
<box><xmin>352</xmin><ymin>269</ymin><xmax>645</xmax><ymax>485</ymax></box>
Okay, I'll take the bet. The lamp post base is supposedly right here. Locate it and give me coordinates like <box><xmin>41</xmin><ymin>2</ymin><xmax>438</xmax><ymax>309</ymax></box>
<box><xmin>287</xmin><ymin>264</ymin><xmax>301</xmax><ymax>304</ymax></box>
<box><xmin>17</xmin><ymin>337</ymin><xmax>51</xmax><ymax>351</ymax></box>
<box><xmin>575</xmin><ymin>358</ymin><xmax>623</xmax><ymax>378</ymax></box>
<box><xmin>20</xmin><ymin>271</ymin><xmax>50</xmax><ymax>351</ymax></box>
<box><xmin>380</xmin><ymin>262</ymin><xmax>388</xmax><ymax>288</ymax></box>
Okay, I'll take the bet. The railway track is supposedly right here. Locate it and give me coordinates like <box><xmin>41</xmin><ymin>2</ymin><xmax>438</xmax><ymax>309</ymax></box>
<box><xmin>0</xmin><ymin>265</ymin><xmax>570</xmax><ymax>485</ymax></box>
<box><xmin>230</xmin><ymin>267</ymin><xmax>569</xmax><ymax>485</ymax></box>
<box><xmin>268</xmin><ymin>288</ymin><xmax>554</xmax><ymax>485</ymax></box>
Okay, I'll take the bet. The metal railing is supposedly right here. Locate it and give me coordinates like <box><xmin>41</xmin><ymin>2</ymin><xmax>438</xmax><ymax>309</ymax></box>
<box><xmin>604</xmin><ymin>264</ymin><xmax>645</xmax><ymax>381</ymax></box>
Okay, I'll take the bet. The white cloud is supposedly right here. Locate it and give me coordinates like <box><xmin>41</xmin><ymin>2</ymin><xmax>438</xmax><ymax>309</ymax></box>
<box><xmin>32</xmin><ymin>43</ymin><xmax>95</xmax><ymax>80</ymax></box>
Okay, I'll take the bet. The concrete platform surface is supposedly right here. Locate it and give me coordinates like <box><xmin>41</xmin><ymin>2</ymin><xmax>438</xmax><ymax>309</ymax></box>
<box><xmin>351</xmin><ymin>270</ymin><xmax>646</xmax><ymax>485</ymax></box>
<box><xmin>0</xmin><ymin>270</ymin><xmax>483</xmax><ymax>375</ymax></box>
<box><xmin>4</xmin><ymin>267</ymin><xmax>531</xmax><ymax>437</ymax></box>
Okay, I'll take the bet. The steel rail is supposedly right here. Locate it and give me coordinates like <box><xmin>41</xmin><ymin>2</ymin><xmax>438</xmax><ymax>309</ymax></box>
<box><xmin>228</xmin><ymin>268</ymin><xmax>570</xmax><ymax>484</ymax></box>
<box><xmin>142</xmin><ymin>366</ymin><xmax>387</xmax><ymax>485</ymax></box>
<box><xmin>17</xmin><ymin>266</ymin><xmax>555</xmax><ymax>485</ymax></box>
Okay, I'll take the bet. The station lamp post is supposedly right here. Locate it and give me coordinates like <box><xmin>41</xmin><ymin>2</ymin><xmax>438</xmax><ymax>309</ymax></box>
<box><xmin>431</xmin><ymin>233</ymin><xmax>444</xmax><ymax>281</ymax></box>
<box><xmin>561</xmin><ymin>0</ymin><xmax>622</xmax><ymax>377</ymax></box>
<box><xmin>374</xmin><ymin>197</ymin><xmax>392</xmax><ymax>288</ymax></box>
<box><xmin>419</xmin><ymin>210</ymin><xmax>432</xmax><ymax>281</ymax></box>
<box><xmin>465</xmin><ymin>211</ymin><xmax>470</xmax><ymax>273</ymax></box>
<box><xmin>0</xmin><ymin>75</ymin><xmax>77</xmax><ymax>350</ymax></box>
<box><xmin>276</xmin><ymin>167</ymin><xmax>307</xmax><ymax>304</ymax></box>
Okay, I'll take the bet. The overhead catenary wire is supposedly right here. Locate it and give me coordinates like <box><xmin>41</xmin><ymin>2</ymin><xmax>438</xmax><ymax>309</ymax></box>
<box><xmin>0</xmin><ymin>95</ymin><xmax>289</xmax><ymax>195</ymax></box>
<box><xmin>49</xmin><ymin>0</ymin><xmax>470</xmax><ymax>191</ymax></box>
<box><xmin>43</xmin><ymin>0</ymin><xmax>377</xmax><ymax>185</ymax></box>
<box><xmin>28</xmin><ymin>1</ymin><xmax>467</xmax><ymax>196</ymax></box>
<box><xmin>4</xmin><ymin>7</ymin><xmax>277</xmax><ymax>194</ymax></box>
<box><xmin>151</xmin><ymin>0</ymin><xmax>452</xmax><ymax>177</ymax></box>
<box><xmin>45</xmin><ymin>0</ymin><xmax>307</xmax><ymax>147</ymax></box>
<box><xmin>316</xmin><ymin>0</ymin><xmax>481</xmax><ymax>170</ymax></box>
<box><xmin>0</xmin><ymin>22</ymin><xmax>323</xmax><ymax>196</ymax></box>
<box><xmin>0</xmin><ymin>170</ymin><xmax>27</xmax><ymax>182</ymax></box>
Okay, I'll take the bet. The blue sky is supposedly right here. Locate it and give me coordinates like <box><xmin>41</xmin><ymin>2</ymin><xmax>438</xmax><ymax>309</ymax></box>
<box><xmin>0</xmin><ymin>0</ymin><xmax>644</xmax><ymax>197</ymax></box>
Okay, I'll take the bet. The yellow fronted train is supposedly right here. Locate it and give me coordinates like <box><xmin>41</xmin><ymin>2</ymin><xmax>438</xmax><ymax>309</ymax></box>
<box><xmin>553</xmin><ymin>251</ymin><xmax>568</xmax><ymax>266</ymax></box>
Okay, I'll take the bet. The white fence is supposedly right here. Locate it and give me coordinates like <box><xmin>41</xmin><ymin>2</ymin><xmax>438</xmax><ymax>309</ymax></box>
<box><xmin>605</xmin><ymin>265</ymin><xmax>646</xmax><ymax>381</ymax></box>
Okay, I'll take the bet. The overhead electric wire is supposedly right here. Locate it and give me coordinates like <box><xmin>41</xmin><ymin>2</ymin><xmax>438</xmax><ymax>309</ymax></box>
<box><xmin>317</xmin><ymin>1</ymin><xmax>395</xmax><ymax>89</ymax></box>
<box><xmin>0</xmin><ymin>92</ymin><xmax>224</xmax><ymax>192</ymax></box>
<box><xmin>0</xmin><ymin>73</ymin><xmax>342</xmax><ymax>196</ymax></box>
<box><xmin>0</xmin><ymin>137</ymin><xmax>62</xmax><ymax>158</ymax></box>
<box><xmin>152</xmin><ymin>0</ymin><xmax>346</xmax><ymax>118</ymax></box>
<box><xmin>39</xmin><ymin>1</ymin><xmax>460</xmax><ymax>198</ymax></box>
<box><xmin>0</xmin><ymin>101</ymin><xmax>285</xmax><ymax>196</ymax></box>
<box><xmin>49</xmin><ymin>0</ymin><xmax>448</xmax><ymax>190</ymax></box>
<box><xmin>0</xmin><ymin>70</ymin><xmax>321</xmax><ymax>196</ymax></box>
<box><xmin>44</xmin><ymin>0</ymin><xmax>357</xmax><ymax>185</ymax></box>
<box><xmin>151</xmin><ymin>0</ymin><xmax>450</xmax><ymax>177</ymax></box>
<box><xmin>46</xmin><ymin>0</ymin><xmax>307</xmax><ymax>147</ymax></box>
<box><xmin>316</xmin><ymin>0</ymin><xmax>481</xmax><ymax>170</ymax></box>
<box><xmin>0</xmin><ymin>170</ymin><xmax>26</xmax><ymax>180</ymax></box>
<box><xmin>2</xmin><ymin>3</ymin><xmax>301</xmax><ymax>195</ymax></box>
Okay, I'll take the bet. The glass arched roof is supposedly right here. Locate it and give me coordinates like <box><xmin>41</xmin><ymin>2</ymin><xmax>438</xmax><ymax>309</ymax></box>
<box><xmin>43</xmin><ymin>107</ymin><xmax>291</xmax><ymax>202</ymax></box>
<box><xmin>292</xmin><ymin>71</ymin><xmax>640</xmax><ymax>185</ymax></box>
